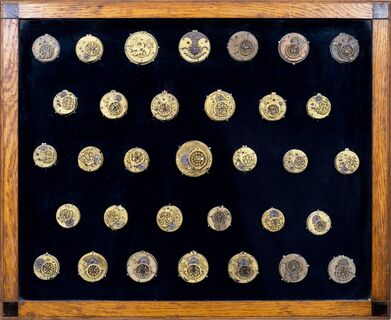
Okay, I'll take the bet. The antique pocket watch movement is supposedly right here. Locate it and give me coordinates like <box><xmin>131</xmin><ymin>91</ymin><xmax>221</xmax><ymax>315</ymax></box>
<box><xmin>76</xmin><ymin>34</ymin><xmax>104</xmax><ymax>63</ymax></box>
<box><xmin>32</xmin><ymin>34</ymin><xmax>60</xmax><ymax>63</ymax></box>
<box><xmin>78</xmin><ymin>251</ymin><xmax>108</xmax><ymax>282</ymax></box>
<box><xmin>232</xmin><ymin>146</ymin><xmax>257</xmax><ymax>172</ymax></box>
<box><xmin>328</xmin><ymin>255</ymin><xmax>356</xmax><ymax>284</ymax></box>
<box><xmin>306</xmin><ymin>210</ymin><xmax>331</xmax><ymax>235</ymax></box>
<box><xmin>178</xmin><ymin>251</ymin><xmax>209</xmax><ymax>283</ymax></box>
<box><xmin>204</xmin><ymin>89</ymin><xmax>236</xmax><ymax>121</ymax></box>
<box><xmin>156</xmin><ymin>205</ymin><xmax>183</xmax><ymax>232</ymax></box>
<box><xmin>179</xmin><ymin>30</ymin><xmax>211</xmax><ymax>63</ymax></box>
<box><xmin>278</xmin><ymin>33</ymin><xmax>309</xmax><ymax>64</ymax></box>
<box><xmin>124</xmin><ymin>147</ymin><xmax>150</xmax><ymax>173</ymax></box>
<box><xmin>124</xmin><ymin>31</ymin><xmax>159</xmax><ymax>65</ymax></box>
<box><xmin>306</xmin><ymin>93</ymin><xmax>331</xmax><ymax>119</ymax></box>
<box><xmin>227</xmin><ymin>31</ymin><xmax>259</xmax><ymax>62</ymax></box>
<box><xmin>103</xmin><ymin>205</ymin><xmax>128</xmax><ymax>230</ymax></box>
<box><xmin>53</xmin><ymin>90</ymin><xmax>78</xmax><ymax>115</ymax></box>
<box><xmin>100</xmin><ymin>90</ymin><xmax>128</xmax><ymax>120</ymax></box>
<box><xmin>126</xmin><ymin>251</ymin><xmax>158</xmax><ymax>282</ymax></box>
<box><xmin>261</xmin><ymin>207</ymin><xmax>285</xmax><ymax>232</ymax></box>
<box><xmin>283</xmin><ymin>149</ymin><xmax>308</xmax><ymax>173</ymax></box>
<box><xmin>330</xmin><ymin>33</ymin><xmax>360</xmax><ymax>63</ymax></box>
<box><xmin>279</xmin><ymin>253</ymin><xmax>309</xmax><ymax>283</ymax></box>
<box><xmin>176</xmin><ymin>140</ymin><xmax>212</xmax><ymax>177</ymax></box>
<box><xmin>228</xmin><ymin>252</ymin><xmax>259</xmax><ymax>284</ymax></box>
<box><xmin>150</xmin><ymin>90</ymin><xmax>179</xmax><ymax>121</ymax></box>
<box><xmin>33</xmin><ymin>253</ymin><xmax>60</xmax><ymax>280</ymax></box>
<box><xmin>334</xmin><ymin>148</ymin><xmax>360</xmax><ymax>175</ymax></box>
<box><xmin>207</xmin><ymin>206</ymin><xmax>232</xmax><ymax>231</ymax></box>
<box><xmin>259</xmin><ymin>92</ymin><xmax>287</xmax><ymax>121</ymax></box>
<box><xmin>56</xmin><ymin>203</ymin><xmax>81</xmax><ymax>229</ymax></box>
<box><xmin>78</xmin><ymin>146</ymin><xmax>104</xmax><ymax>172</ymax></box>
<box><xmin>33</xmin><ymin>143</ymin><xmax>57</xmax><ymax>168</ymax></box>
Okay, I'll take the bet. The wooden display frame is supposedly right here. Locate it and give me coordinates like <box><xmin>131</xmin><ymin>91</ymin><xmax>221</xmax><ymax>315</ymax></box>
<box><xmin>1</xmin><ymin>0</ymin><xmax>390</xmax><ymax>318</ymax></box>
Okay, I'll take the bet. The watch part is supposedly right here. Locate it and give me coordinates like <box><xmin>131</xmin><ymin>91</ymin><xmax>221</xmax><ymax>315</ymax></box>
<box><xmin>306</xmin><ymin>93</ymin><xmax>331</xmax><ymax>119</ymax></box>
<box><xmin>78</xmin><ymin>251</ymin><xmax>108</xmax><ymax>282</ymax></box>
<box><xmin>283</xmin><ymin>149</ymin><xmax>308</xmax><ymax>174</ymax></box>
<box><xmin>207</xmin><ymin>206</ymin><xmax>232</xmax><ymax>231</ymax></box>
<box><xmin>228</xmin><ymin>252</ymin><xmax>259</xmax><ymax>283</ymax></box>
<box><xmin>334</xmin><ymin>148</ymin><xmax>360</xmax><ymax>175</ymax></box>
<box><xmin>76</xmin><ymin>34</ymin><xmax>104</xmax><ymax>63</ymax></box>
<box><xmin>306</xmin><ymin>210</ymin><xmax>331</xmax><ymax>236</ymax></box>
<box><xmin>156</xmin><ymin>205</ymin><xmax>183</xmax><ymax>232</ymax></box>
<box><xmin>259</xmin><ymin>92</ymin><xmax>287</xmax><ymax>121</ymax></box>
<box><xmin>104</xmin><ymin>205</ymin><xmax>128</xmax><ymax>230</ymax></box>
<box><xmin>227</xmin><ymin>31</ymin><xmax>259</xmax><ymax>62</ymax></box>
<box><xmin>32</xmin><ymin>34</ymin><xmax>60</xmax><ymax>63</ymax></box>
<box><xmin>151</xmin><ymin>90</ymin><xmax>179</xmax><ymax>121</ymax></box>
<box><xmin>261</xmin><ymin>207</ymin><xmax>285</xmax><ymax>232</ymax></box>
<box><xmin>33</xmin><ymin>253</ymin><xmax>60</xmax><ymax>280</ymax></box>
<box><xmin>178</xmin><ymin>251</ymin><xmax>209</xmax><ymax>283</ymax></box>
<box><xmin>124</xmin><ymin>31</ymin><xmax>159</xmax><ymax>65</ymax></box>
<box><xmin>124</xmin><ymin>147</ymin><xmax>149</xmax><ymax>173</ymax></box>
<box><xmin>279</xmin><ymin>253</ymin><xmax>309</xmax><ymax>283</ymax></box>
<box><xmin>330</xmin><ymin>33</ymin><xmax>360</xmax><ymax>63</ymax></box>
<box><xmin>56</xmin><ymin>203</ymin><xmax>81</xmax><ymax>228</ymax></box>
<box><xmin>204</xmin><ymin>89</ymin><xmax>236</xmax><ymax>121</ymax></box>
<box><xmin>278</xmin><ymin>33</ymin><xmax>309</xmax><ymax>64</ymax></box>
<box><xmin>33</xmin><ymin>143</ymin><xmax>57</xmax><ymax>168</ymax></box>
<box><xmin>126</xmin><ymin>251</ymin><xmax>158</xmax><ymax>283</ymax></box>
<box><xmin>78</xmin><ymin>146</ymin><xmax>104</xmax><ymax>172</ymax></box>
<box><xmin>232</xmin><ymin>146</ymin><xmax>257</xmax><ymax>172</ymax></box>
<box><xmin>100</xmin><ymin>90</ymin><xmax>128</xmax><ymax>119</ymax></box>
<box><xmin>179</xmin><ymin>30</ymin><xmax>211</xmax><ymax>63</ymax></box>
<box><xmin>176</xmin><ymin>140</ymin><xmax>213</xmax><ymax>177</ymax></box>
<box><xmin>53</xmin><ymin>90</ymin><xmax>78</xmax><ymax>115</ymax></box>
<box><xmin>328</xmin><ymin>255</ymin><xmax>356</xmax><ymax>284</ymax></box>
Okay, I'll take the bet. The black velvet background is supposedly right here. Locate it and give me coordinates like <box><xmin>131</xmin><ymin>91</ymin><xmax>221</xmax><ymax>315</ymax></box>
<box><xmin>19</xmin><ymin>19</ymin><xmax>372</xmax><ymax>300</ymax></box>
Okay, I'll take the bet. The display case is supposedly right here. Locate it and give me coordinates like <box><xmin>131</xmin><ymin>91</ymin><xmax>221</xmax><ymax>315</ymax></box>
<box><xmin>1</xmin><ymin>0</ymin><xmax>390</xmax><ymax>318</ymax></box>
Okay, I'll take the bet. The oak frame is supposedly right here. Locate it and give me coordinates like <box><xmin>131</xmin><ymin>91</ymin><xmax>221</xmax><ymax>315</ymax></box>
<box><xmin>1</xmin><ymin>1</ymin><xmax>390</xmax><ymax>318</ymax></box>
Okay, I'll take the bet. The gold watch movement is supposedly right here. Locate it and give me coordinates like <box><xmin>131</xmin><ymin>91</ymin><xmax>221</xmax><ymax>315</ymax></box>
<box><xmin>32</xmin><ymin>34</ymin><xmax>60</xmax><ymax>63</ymax></box>
<box><xmin>78</xmin><ymin>251</ymin><xmax>108</xmax><ymax>283</ymax></box>
<box><xmin>259</xmin><ymin>92</ymin><xmax>287</xmax><ymax>121</ymax></box>
<box><xmin>124</xmin><ymin>31</ymin><xmax>159</xmax><ymax>65</ymax></box>
<box><xmin>176</xmin><ymin>140</ymin><xmax>212</xmax><ymax>177</ymax></box>
<box><xmin>156</xmin><ymin>205</ymin><xmax>183</xmax><ymax>232</ymax></box>
<box><xmin>306</xmin><ymin>210</ymin><xmax>331</xmax><ymax>235</ymax></box>
<box><xmin>103</xmin><ymin>205</ymin><xmax>128</xmax><ymax>231</ymax></box>
<box><xmin>126</xmin><ymin>251</ymin><xmax>158</xmax><ymax>283</ymax></box>
<box><xmin>33</xmin><ymin>253</ymin><xmax>60</xmax><ymax>280</ymax></box>
<box><xmin>33</xmin><ymin>143</ymin><xmax>57</xmax><ymax>168</ymax></box>
<box><xmin>100</xmin><ymin>90</ymin><xmax>128</xmax><ymax>119</ymax></box>
<box><xmin>227</xmin><ymin>31</ymin><xmax>259</xmax><ymax>62</ymax></box>
<box><xmin>204</xmin><ymin>89</ymin><xmax>236</xmax><ymax>121</ymax></box>
<box><xmin>279</xmin><ymin>253</ymin><xmax>309</xmax><ymax>283</ymax></box>
<box><xmin>150</xmin><ymin>90</ymin><xmax>179</xmax><ymax>121</ymax></box>
<box><xmin>334</xmin><ymin>148</ymin><xmax>360</xmax><ymax>175</ymax></box>
<box><xmin>228</xmin><ymin>252</ymin><xmax>259</xmax><ymax>283</ymax></box>
<box><xmin>75</xmin><ymin>34</ymin><xmax>104</xmax><ymax>63</ymax></box>
<box><xmin>261</xmin><ymin>207</ymin><xmax>285</xmax><ymax>232</ymax></box>
<box><xmin>278</xmin><ymin>32</ymin><xmax>310</xmax><ymax>64</ymax></box>
<box><xmin>78</xmin><ymin>146</ymin><xmax>104</xmax><ymax>172</ymax></box>
<box><xmin>56</xmin><ymin>203</ymin><xmax>80</xmax><ymax>228</ymax></box>
<box><xmin>53</xmin><ymin>89</ymin><xmax>78</xmax><ymax>115</ymax></box>
<box><xmin>179</xmin><ymin>30</ymin><xmax>211</xmax><ymax>63</ymax></box>
<box><xmin>207</xmin><ymin>206</ymin><xmax>232</xmax><ymax>231</ymax></box>
<box><xmin>306</xmin><ymin>93</ymin><xmax>331</xmax><ymax>119</ymax></box>
<box><xmin>124</xmin><ymin>147</ymin><xmax>149</xmax><ymax>173</ymax></box>
<box><xmin>178</xmin><ymin>251</ymin><xmax>209</xmax><ymax>283</ymax></box>
<box><xmin>283</xmin><ymin>149</ymin><xmax>308</xmax><ymax>173</ymax></box>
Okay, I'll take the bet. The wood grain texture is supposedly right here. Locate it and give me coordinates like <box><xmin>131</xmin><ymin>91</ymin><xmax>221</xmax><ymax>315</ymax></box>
<box><xmin>0</xmin><ymin>18</ymin><xmax>19</xmax><ymax>301</ymax></box>
<box><xmin>18</xmin><ymin>300</ymin><xmax>372</xmax><ymax>317</ymax></box>
<box><xmin>2</xmin><ymin>0</ymin><xmax>373</xmax><ymax>19</ymax></box>
<box><xmin>372</xmin><ymin>19</ymin><xmax>391</xmax><ymax>303</ymax></box>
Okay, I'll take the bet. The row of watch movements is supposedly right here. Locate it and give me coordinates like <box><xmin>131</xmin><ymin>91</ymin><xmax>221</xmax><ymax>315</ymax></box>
<box><xmin>32</xmin><ymin>31</ymin><xmax>359</xmax><ymax>64</ymax></box>
<box><xmin>33</xmin><ymin>142</ymin><xmax>360</xmax><ymax>175</ymax></box>
<box><xmin>55</xmin><ymin>204</ymin><xmax>330</xmax><ymax>234</ymax></box>
<box><xmin>33</xmin><ymin>251</ymin><xmax>356</xmax><ymax>285</ymax></box>
<box><xmin>51</xmin><ymin>89</ymin><xmax>333</xmax><ymax>121</ymax></box>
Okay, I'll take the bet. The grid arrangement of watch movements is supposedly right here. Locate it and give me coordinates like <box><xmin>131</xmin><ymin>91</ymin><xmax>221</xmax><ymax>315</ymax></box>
<box><xmin>19</xmin><ymin>19</ymin><xmax>371</xmax><ymax>300</ymax></box>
